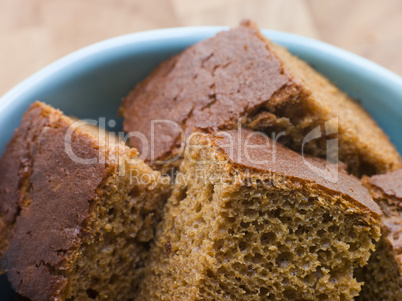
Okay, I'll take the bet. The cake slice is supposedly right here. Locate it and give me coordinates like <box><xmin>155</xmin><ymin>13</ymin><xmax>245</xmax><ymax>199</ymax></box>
<box><xmin>137</xmin><ymin>128</ymin><xmax>382</xmax><ymax>300</ymax></box>
<box><xmin>0</xmin><ymin>102</ymin><xmax>171</xmax><ymax>300</ymax></box>
<box><xmin>357</xmin><ymin>170</ymin><xmax>402</xmax><ymax>300</ymax></box>
<box><xmin>120</xmin><ymin>21</ymin><xmax>401</xmax><ymax>176</ymax></box>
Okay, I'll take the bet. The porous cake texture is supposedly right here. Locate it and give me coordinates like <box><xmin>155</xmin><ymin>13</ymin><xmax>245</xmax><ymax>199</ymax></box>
<box><xmin>120</xmin><ymin>21</ymin><xmax>401</xmax><ymax>176</ymax></box>
<box><xmin>137</xmin><ymin>128</ymin><xmax>382</xmax><ymax>301</ymax></box>
<box><xmin>357</xmin><ymin>169</ymin><xmax>402</xmax><ymax>300</ymax></box>
<box><xmin>0</xmin><ymin>102</ymin><xmax>171</xmax><ymax>300</ymax></box>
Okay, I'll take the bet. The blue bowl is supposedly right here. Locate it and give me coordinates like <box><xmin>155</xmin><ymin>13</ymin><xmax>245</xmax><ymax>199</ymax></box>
<box><xmin>0</xmin><ymin>26</ymin><xmax>402</xmax><ymax>297</ymax></box>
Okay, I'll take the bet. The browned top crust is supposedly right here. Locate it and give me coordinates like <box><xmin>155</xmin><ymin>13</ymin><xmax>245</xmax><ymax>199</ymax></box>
<box><xmin>0</xmin><ymin>106</ymin><xmax>54</xmax><ymax>264</ymax></box>
<box><xmin>198</xmin><ymin>129</ymin><xmax>381</xmax><ymax>217</ymax></box>
<box><xmin>0</xmin><ymin>102</ymin><xmax>108</xmax><ymax>299</ymax></box>
<box><xmin>121</xmin><ymin>22</ymin><xmax>292</xmax><ymax>162</ymax></box>
<box><xmin>0</xmin><ymin>103</ymin><xmax>65</xmax><ymax>267</ymax></box>
<box><xmin>363</xmin><ymin>169</ymin><xmax>402</xmax><ymax>260</ymax></box>
<box><xmin>362</xmin><ymin>170</ymin><xmax>402</xmax><ymax>275</ymax></box>
<box><xmin>367</xmin><ymin>169</ymin><xmax>402</xmax><ymax>200</ymax></box>
<box><xmin>120</xmin><ymin>21</ymin><xmax>401</xmax><ymax>176</ymax></box>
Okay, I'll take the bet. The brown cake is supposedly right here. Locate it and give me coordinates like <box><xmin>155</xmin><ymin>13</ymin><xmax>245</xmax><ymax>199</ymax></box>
<box><xmin>0</xmin><ymin>102</ymin><xmax>171</xmax><ymax>300</ymax></box>
<box><xmin>137</xmin><ymin>128</ymin><xmax>382</xmax><ymax>300</ymax></box>
<box><xmin>120</xmin><ymin>21</ymin><xmax>401</xmax><ymax>177</ymax></box>
<box><xmin>357</xmin><ymin>169</ymin><xmax>402</xmax><ymax>300</ymax></box>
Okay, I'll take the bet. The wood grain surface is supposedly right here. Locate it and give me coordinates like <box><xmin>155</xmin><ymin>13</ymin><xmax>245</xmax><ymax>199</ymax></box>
<box><xmin>0</xmin><ymin>0</ymin><xmax>401</xmax><ymax>96</ymax></box>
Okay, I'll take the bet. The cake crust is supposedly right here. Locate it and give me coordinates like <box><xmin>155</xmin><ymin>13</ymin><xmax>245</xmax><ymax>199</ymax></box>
<box><xmin>208</xmin><ymin>129</ymin><xmax>381</xmax><ymax>217</ymax></box>
<box><xmin>2</xmin><ymin>104</ymin><xmax>107</xmax><ymax>298</ymax></box>
<box><xmin>358</xmin><ymin>169</ymin><xmax>402</xmax><ymax>300</ymax></box>
<box><xmin>0</xmin><ymin>103</ymin><xmax>71</xmax><ymax>272</ymax></box>
<box><xmin>0</xmin><ymin>102</ymin><xmax>171</xmax><ymax>300</ymax></box>
<box><xmin>367</xmin><ymin>169</ymin><xmax>402</xmax><ymax>200</ymax></box>
<box><xmin>121</xmin><ymin>22</ymin><xmax>296</xmax><ymax>163</ymax></box>
<box><xmin>365</xmin><ymin>170</ymin><xmax>402</xmax><ymax>257</ymax></box>
<box><xmin>121</xmin><ymin>21</ymin><xmax>401</xmax><ymax>176</ymax></box>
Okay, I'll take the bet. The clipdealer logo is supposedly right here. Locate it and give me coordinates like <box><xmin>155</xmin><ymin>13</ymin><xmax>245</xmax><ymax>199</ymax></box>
<box><xmin>301</xmin><ymin>117</ymin><xmax>339</xmax><ymax>183</ymax></box>
<box><xmin>64</xmin><ymin>117</ymin><xmax>340</xmax><ymax>183</ymax></box>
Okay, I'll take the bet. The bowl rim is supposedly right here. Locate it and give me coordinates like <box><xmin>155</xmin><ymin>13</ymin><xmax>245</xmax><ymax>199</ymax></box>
<box><xmin>1</xmin><ymin>26</ymin><xmax>401</xmax><ymax>113</ymax></box>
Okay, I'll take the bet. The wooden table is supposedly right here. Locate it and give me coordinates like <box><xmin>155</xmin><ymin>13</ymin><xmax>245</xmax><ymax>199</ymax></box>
<box><xmin>0</xmin><ymin>0</ymin><xmax>401</xmax><ymax>96</ymax></box>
